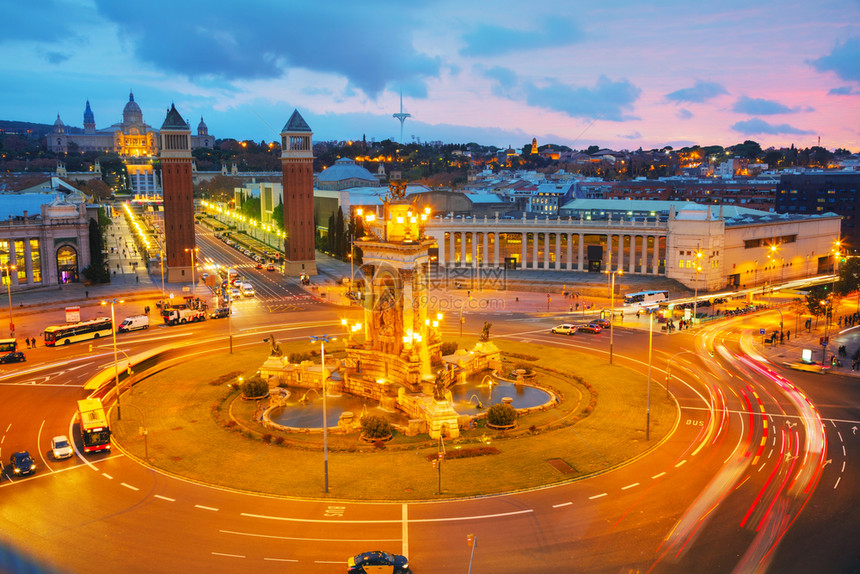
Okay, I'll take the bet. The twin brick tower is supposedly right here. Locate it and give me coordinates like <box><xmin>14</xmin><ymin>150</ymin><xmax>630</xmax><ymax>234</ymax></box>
<box><xmin>160</xmin><ymin>105</ymin><xmax>316</xmax><ymax>281</ymax></box>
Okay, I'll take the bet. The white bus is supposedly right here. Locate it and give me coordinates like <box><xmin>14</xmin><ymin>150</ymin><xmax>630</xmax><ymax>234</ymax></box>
<box><xmin>44</xmin><ymin>318</ymin><xmax>113</xmax><ymax>347</ymax></box>
<box><xmin>623</xmin><ymin>290</ymin><xmax>669</xmax><ymax>308</ymax></box>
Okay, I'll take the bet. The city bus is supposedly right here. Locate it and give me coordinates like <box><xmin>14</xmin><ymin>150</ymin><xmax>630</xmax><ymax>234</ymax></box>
<box><xmin>44</xmin><ymin>318</ymin><xmax>113</xmax><ymax>347</ymax></box>
<box><xmin>623</xmin><ymin>290</ymin><xmax>669</xmax><ymax>308</ymax></box>
<box><xmin>77</xmin><ymin>398</ymin><xmax>111</xmax><ymax>453</ymax></box>
<box><xmin>0</xmin><ymin>338</ymin><xmax>17</xmax><ymax>353</ymax></box>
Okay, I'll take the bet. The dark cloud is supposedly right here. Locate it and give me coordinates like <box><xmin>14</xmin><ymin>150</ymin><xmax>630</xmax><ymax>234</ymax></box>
<box><xmin>92</xmin><ymin>1</ymin><xmax>440</xmax><ymax>97</ymax></box>
<box><xmin>676</xmin><ymin>108</ymin><xmax>693</xmax><ymax>120</ymax></box>
<box><xmin>829</xmin><ymin>85</ymin><xmax>859</xmax><ymax>95</ymax></box>
<box><xmin>0</xmin><ymin>2</ymin><xmax>81</xmax><ymax>43</ymax></box>
<box><xmin>732</xmin><ymin>96</ymin><xmax>802</xmax><ymax>115</ymax></box>
<box><xmin>731</xmin><ymin>118</ymin><xmax>813</xmax><ymax>135</ymax></box>
<box><xmin>811</xmin><ymin>37</ymin><xmax>860</xmax><ymax>83</ymax></box>
<box><xmin>44</xmin><ymin>52</ymin><xmax>70</xmax><ymax>65</ymax></box>
<box><xmin>524</xmin><ymin>76</ymin><xmax>640</xmax><ymax>122</ymax></box>
<box><xmin>479</xmin><ymin>66</ymin><xmax>519</xmax><ymax>98</ymax></box>
<box><xmin>665</xmin><ymin>80</ymin><xmax>728</xmax><ymax>103</ymax></box>
<box><xmin>461</xmin><ymin>17</ymin><xmax>583</xmax><ymax>57</ymax></box>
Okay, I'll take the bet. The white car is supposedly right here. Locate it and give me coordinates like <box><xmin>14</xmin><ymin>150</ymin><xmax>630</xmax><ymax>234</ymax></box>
<box><xmin>51</xmin><ymin>435</ymin><xmax>74</xmax><ymax>460</ymax></box>
<box><xmin>551</xmin><ymin>324</ymin><xmax>577</xmax><ymax>335</ymax></box>
<box><xmin>230</xmin><ymin>287</ymin><xmax>241</xmax><ymax>299</ymax></box>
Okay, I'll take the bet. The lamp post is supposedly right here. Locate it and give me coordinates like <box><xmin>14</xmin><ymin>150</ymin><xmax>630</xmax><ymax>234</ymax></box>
<box><xmin>821</xmin><ymin>299</ymin><xmax>831</xmax><ymax>365</ymax></box>
<box><xmin>310</xmin><ymin>334</ymin><xmax>335</xmax><ymax>493</ymax></box>
<box><xmin>646</xmin><ymin>311</ymin><xmax>653</xmax><ymax>441</ymax></box>
<box><xmin>692</xmin><ymin>247</ymin><xmax>703</xmax><ymax>325</ymax></box>
<box><xmin>102</xmin><ymin>298</ymin><xmax>124</xmax><ymax>420</ymax></box>
<box><xmin>159</xmin><ymin>249</ymin><xmax>166</xmax><ymax>301</ymax></box>
<box><xmin>2</xmin><ymin>264</ymin><xmax>15</xmax><ymax>338</ymax></box>
<box><xmin>185</xmin><ymin>247</ymin><xmax>199</xmax><ymax>294</ymax></box>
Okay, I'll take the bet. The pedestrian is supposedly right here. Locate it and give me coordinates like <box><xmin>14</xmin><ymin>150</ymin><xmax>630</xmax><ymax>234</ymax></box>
<box><xmin>780</xmin><ymin>331</ymin><xmax>784</xmax><ymax>344</ymax></box>
<box><xmin>136</xmin><ymin>276</ymin><xmax>139</xmax><ymax>283</ymax></box>
<box><xmin>786</xmin><ymin>330</ymin><xmax>790</xmax><ymax>341</ymax></box>
<box><xmin>85</xmin><ymin>290</ymin><xmax>88</xmax><ymax>298</ymax></box>
<box><xmin>25</xmin><ymin>338</ymin><xmax>30</xmax><ymax>349</ymax></box>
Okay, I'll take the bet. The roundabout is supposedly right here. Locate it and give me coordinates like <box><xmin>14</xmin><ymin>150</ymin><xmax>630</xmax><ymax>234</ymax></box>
<box><xmin>107</xmin><ymin>338</ymin><xmax>678</xmax><ymax>501</ymax></box>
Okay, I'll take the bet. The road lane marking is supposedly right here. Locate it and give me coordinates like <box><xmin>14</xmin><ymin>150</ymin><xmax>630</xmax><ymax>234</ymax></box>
<box><xmin>588</xmin><ymin>493</ymin><xmax>607</xmax><ymax>500</ymax></box>
<box><xmin>842</xmin><ymin>461</ymin><xmax>846</xmax><ymax>472</ymax></box>
<box><xmin>121</xmin><ymin>483</ymin><xmax>139</xmax><ymax>491</ymax></box>
<box><xmin>674</xmin><ymin>459</ymin><xmax>687</xmax><ymax>468</ymax></box>
<box><xmin>154</xmin><ymin>495</ymin><xmax>175</xmax><ymax>502</ymax></box>
<box><xmin>102</xmin><ymin>473</ymin><xmax>113</xmax><ymax>479</ymax></box>
<box><xmin>834</xmin><ymin>477</ymin><xmax>841</xmax><ymax>489</ymax></box>
<box><xmin>195</xmin><ymin>505</ymin><xmax>219</xmax><ymax>511</ymax></box>
<box><xmin>212</xmin><ymin>552</ymin><xmax>244</xmax><ymax>559</ymax></box>
<box><xmin>651</xmin><ymin>472</ymin><xmax>666</xmax><ymax>479</ymax></box>
<box><xmin>221</xmin><ymin>530</ymin><xmax>400</xmax><ymax>543</ymax></box>
<box><xmin>263</xmin><ymin>558</ymin><xmax>298</xmax><ymax>562</ymax></box>
<box><xmin>552</xmin><ymin>502</ymin><xmax>573</xmax><ymax>508</ymax></box>
<box><xmin>241</xmin><ymin>508</ymin><xmax>533</xmax><ymax>524</ymax></box>
<box><xmin>621</xmin><ymin>483</ymin><xmax>640</xmax><ymax>490</ymax></box>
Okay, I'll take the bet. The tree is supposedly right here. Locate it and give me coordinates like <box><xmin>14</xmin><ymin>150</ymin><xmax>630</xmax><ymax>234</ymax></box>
<box><xmin>835</xmin><ymin>257</ymin><xmax>860</xmax><ymax>296</ymax></box>
<box><xmin>239</xmin><ymin>196</ymin><xmax>261</xmax><ymax>221</ymax></box>
<box><xmin>487</xmin><ymin>403</ymin><xmax>517</xmax><ymax>426</ymax></box>
<box><xmin>335</xmin><ymin>207</ymin><xmax>347</xmax><ymax>258</ymax></box>
<box><xmin>84</xmin><ymin>179</ymin><xmax>112</xmax><ymax>202</ymax></box>
<box><xmin>81</xmin><ymin>217</ymin><xmax>110</xmax><ymax>283</ymax></box>
<box><xmin>271</xmin><ymin>201</ymin><xmax>283</xmax><ymax>231</ymax></box>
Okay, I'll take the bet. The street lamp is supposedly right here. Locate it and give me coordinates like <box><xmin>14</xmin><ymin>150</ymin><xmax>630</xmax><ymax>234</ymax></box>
<box><xmin>692</xmin><ymin>248</ymin><xmax>703</xmax><ymax>324</ymax></box>
<box><xmin>2</xmin><ymin>264</ymin><xmax>15</xmax><ymax>338</ymax></box>
<box><xmin>821</xmin><ymin>299</ymin><xmax>832</xmax><ymax>365</ymax></box>
<box><xmin>158</xmin><ymin>249</ymin><xmax>166</xmax><ymax>302</ymax></box>
<box><xmin>646</xmin><ymin>311</ymin><xmax>653</xmax><ymax>441</ymax></box>
<box><xmin>605</xmin><ymin>267</ymin><xmax>623</xmax><ymax>365</ymax></box>
<box><xmin>310</xmin><ymin>334</ymin><xmax>336</xmax><ymax>493</ymax></box>
<box><xmin>185</xmin><ymin>247</ymin><xmax>199</xmax><ymax>294</ymax></box>
<box><xmin>102</xmin><ymin>298</ymin><xmax>125</xmax><ymax>420</ymax></box>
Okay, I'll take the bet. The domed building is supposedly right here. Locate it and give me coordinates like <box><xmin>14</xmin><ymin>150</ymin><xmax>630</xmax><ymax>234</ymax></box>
<box><xmin>315</xmin><ymin>157</ymin><xmax>378</xmax><ymax>191</ymax></box>
<box><xmin>48</xmin><ymin>91</ymin><xmax>215</xmax><ymax>156</ymax></box>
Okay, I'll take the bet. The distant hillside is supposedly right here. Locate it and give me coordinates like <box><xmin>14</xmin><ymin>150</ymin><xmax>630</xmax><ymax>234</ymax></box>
<box><xmin>0</xmin><ymin>120</ymin><xmax>82</xmax><ymax>138</ymax></box>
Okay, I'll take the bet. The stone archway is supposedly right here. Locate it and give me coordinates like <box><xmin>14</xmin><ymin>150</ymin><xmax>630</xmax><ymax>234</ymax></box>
<box><xmin>56</xmin><ymin>245</ymin><xmax>79</xmax><ymax>284</ymax></box>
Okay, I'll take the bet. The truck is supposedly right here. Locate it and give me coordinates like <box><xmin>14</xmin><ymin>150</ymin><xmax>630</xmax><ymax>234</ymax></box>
<box><xmin>117</xmin><ymin>315</ymin><xmax>149</xmax><ymax>333</ymax></box>
<box><xmin>163</xmin><ymin>308</ymin><xmax>206</xmax><ymax>326</ymax></box>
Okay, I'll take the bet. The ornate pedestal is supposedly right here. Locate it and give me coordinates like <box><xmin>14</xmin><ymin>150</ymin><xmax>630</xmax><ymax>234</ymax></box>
<box><xmin>420</xmin><ymin>397</ymin><xmax>461</xmax><ymax>439</ymax></box>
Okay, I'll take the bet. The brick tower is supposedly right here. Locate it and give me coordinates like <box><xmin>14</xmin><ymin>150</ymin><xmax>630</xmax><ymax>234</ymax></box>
<box><xmin>159</xmin><ymin>103</ymin><xmax>196</xmax><ymax>282</ymax></box>
<box><xmin>280</xmin><ymin>109</ymin><xmax>317</xmax><ymax>276</ymax></box>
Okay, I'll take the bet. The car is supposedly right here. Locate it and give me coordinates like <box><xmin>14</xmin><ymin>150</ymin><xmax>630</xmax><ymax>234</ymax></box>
<box><xmin>0</xmin><ymin>351</ymin><xmax>25</xmax><ymax>364</ymax></box>
<box><xmin>10</xmin><ymin>451</ymin><xmax>35</xmax><ymax>476</ymax></box>
<box><xmin>348</xmin><ymin>550</ymin><xmax>410</xmax><ymax>574</ymax></box>
<box><xmin>578</xmin><ymin>323</ymin><xmax>602</xmax><ymax>334</ymax></box>
<box><xmin>51</xmin><ymin>435</ymin><xmax>74</xmax><ymax>460</ymax></box>
<box><xmin>266</xmin><ymin>262</ymin><xmax>276</xmax><ymax>271</ymax></box>
<box><xmin>230</xmin><ymin>287</ymin><xmax>241</xmax><ymax>299</ymax></box>
<box><xmin>551</xmin><ymin>324</ymin><xmax>577</xmax><ymax>335</ymax></box>
<box><xmin>593</xmin><ymin>318</ymin><xmax>611</xmax><ymax>328</ymax></box>
<box><xmin>209</xmin><ymin>307</ymin><xmax>231</xmax><ymax>319</ymax></box>
<box><xmin>255</xmin><ymin>262</ymin><xmax>263</xmax><ymax>269</ymax></box>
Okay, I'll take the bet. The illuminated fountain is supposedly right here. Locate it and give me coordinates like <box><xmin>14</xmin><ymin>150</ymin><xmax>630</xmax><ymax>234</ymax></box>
<box><xmin>261</xmin><ymin>181</ymin><xmax>503</xmax><ymax>439</ymax></box>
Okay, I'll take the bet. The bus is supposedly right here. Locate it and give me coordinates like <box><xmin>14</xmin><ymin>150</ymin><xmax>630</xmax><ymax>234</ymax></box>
<box><xmin>77</xmin><ymin>398</ymin><xmax>111</xmax><ymax>453</ymax></box>
<box><xmin>0</xmin><ymin>338</ymin><xmax>17</xmax><ymax>353</ymax></box>
<box><xmin>623</xmin><ymin>290</ymin><xmax>669</xmax><ymax>308</ymax></box>
<box><xmin>44</xmin><ymin>318</ymin><xmax>113</xmax><ymax>347</ymax></box>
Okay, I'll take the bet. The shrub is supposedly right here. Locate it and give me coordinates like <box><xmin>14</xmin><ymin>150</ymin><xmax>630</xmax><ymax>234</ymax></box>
<box><xmin>274</xmin><ymin>436</ymin><xmax>285</xmax><ymax>445</ymax></box>
<box><xmin>440</xmin><ymin>341</ymin><xmax>458</xmax><ymax>356</ymax></box>
<box><xmin>361</xmin><ymin>415</ymin><xmax>392</xmax><ymax>439</ymax></box>
<box><xmin>487</xmin><ymin>403</ymin><xmax>517</xmax><ymax>426</ymax></box>
<box><xmin>424</xmin><ymin>446</ymin><xmax>500</xmax><ymax>461</ymax></box>
<box><xmin>288</xmin><ymin>351</ymin><xmax>314</xmax><ymax>363</ymax></box>
<box><xmin>241</xmin><ymin>376</ymin><xmax>269</xmax><ymax>398</ymax></box>
<box><xmin>262</xmin><ymin>433</ymin><xmax>274</xmax><ymax>443</ymax></box>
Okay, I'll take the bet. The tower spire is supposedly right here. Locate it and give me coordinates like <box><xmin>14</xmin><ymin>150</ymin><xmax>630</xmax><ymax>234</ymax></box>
<box><xmin>392</xmin><ymin>90</ymin><xmax>411</xmax><ymax>144</ymax></box>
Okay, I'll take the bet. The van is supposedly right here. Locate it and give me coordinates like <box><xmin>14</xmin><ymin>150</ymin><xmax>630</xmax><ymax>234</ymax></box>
<box><xmin>240</xmin><ymin>283</ymin><xmax>255</xmax><ymax>297</ymax></box>
<box><xmin>117</xmin><ymin>315</ymin><xmax>149</xmax><ymax>333</ymax></box>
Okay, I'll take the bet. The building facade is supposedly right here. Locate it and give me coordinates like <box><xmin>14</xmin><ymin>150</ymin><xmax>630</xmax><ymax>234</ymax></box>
<box><xmin>776</xmin><ymin>172</ymin><xmax>860</xmax><ymax>250</ymax></box>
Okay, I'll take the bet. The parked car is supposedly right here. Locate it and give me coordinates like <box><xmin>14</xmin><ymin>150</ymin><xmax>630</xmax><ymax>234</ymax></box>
<box><xmin>593</xmin><ymin>318</ymin><xmax>611</xmax><ymax>328</ymax></box>
<box><xmin>551</xmin><ymin>324</ymin><xmax>577</xmax><ymax>335</ymax></box>
<box><xmin>10</xmin><ymin>451</ymin><xmax>35</xmax><ymax>476</ymax></box>
<box><xmin>0</xmin><ymin>351</ymin><xmax>26</xmax><ymax>364</ymax></box>
<box><xmin>51</xmin><ymin>436</ymin><xmax>74</xmax><ymax>460</ymax></box>
<box><xmin>578</xmin><ymin>323</ymin><xmax>602</xmax><ymax>334</ymax></box>
<box><xmin>348</xmin><ymin>551</ymin><xmax>410</xmax><ymax>574</ymax></box>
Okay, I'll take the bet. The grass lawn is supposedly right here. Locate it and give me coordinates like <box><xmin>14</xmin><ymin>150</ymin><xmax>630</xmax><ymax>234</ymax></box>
<box><xmin>111</xmin><ymin>337</ymin><xmax>677</xmax><ymax>501</ymax></box>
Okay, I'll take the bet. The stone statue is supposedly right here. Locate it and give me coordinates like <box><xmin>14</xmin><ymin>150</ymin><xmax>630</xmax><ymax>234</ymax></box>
<box><xmin>433</xmin><ymin>370</ymin><xmax>447</xmax><ymax>401</ymax></box>
<box><xmin>266</xmin><ymin>335</ymin><xmax>282</xmax><ymax>357</ymax></box>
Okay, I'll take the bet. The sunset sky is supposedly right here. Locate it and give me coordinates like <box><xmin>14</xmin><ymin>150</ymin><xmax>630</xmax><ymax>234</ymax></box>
<box><xmin>3</xmin><ymin>0</ymin><xmax>859</xmax><ymax>151</ymax></box>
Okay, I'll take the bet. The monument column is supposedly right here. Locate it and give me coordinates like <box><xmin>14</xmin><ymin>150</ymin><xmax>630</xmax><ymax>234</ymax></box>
<box><xmin>629</xmin><ymin>236</ymin><xmax>637</xmax><ymax>274</ymax></box>
<box><xmin>578</xmin><ymin>233</ymin><xmax>585</xmax><ymax>271</ymax></box>
<box><xmin>532</xmin><ymin>231</ymin><xmax>539</xmax><ymax>269</ymax></box>
<box><xmin>280</xmin><ymin>109</ymin><xmax>317</xmax><ymax>276</ymax></box>
<box><xmin>159</xmin><ymin>103</ymin><xmax>195</xmax><ymax>283</ymax></box>
<box><xmin>494</xmin><ymin>233</ymin><xmax>500</xmax><ymax>267</ymax></box>
<box><xmin>482</xmin><ymin>231</ymin><xmax>489</xmax><ymax>268</ymax></box>
<box><xmin>521</xmin><ymin>232</ymin><xmax>527</xmax><ymax>269</ymax></box>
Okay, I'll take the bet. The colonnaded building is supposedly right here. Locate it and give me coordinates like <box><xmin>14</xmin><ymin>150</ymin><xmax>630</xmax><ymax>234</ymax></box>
<box><xmin>420</xmin><ymin>199</ymin><xmax>841</xmax><ymax>291</ymax></box>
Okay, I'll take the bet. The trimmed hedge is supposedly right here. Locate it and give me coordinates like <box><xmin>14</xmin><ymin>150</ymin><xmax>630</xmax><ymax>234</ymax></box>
<box><xmin>487</xmin><ymin>403</ymin><xmax>517</xmax><ymax>426</ymax></box>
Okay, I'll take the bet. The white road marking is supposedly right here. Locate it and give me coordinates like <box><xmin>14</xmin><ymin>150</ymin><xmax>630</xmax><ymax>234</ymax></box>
<box><xmin>102</xmin><ymin>473</ymin><xmax>113</xmax><ymax>479</ymax></box>
<box><xmin>651</xmin><ymin>472</ymin><xmax>666</xmax><ymax>479</ymax></box>
<box><xmin>838</xmin><ymin>431</ymin><xmax>843</xmax><ymax>442</ymax></box>
<box><xmin>263</xmin><ymin>558</ymin><xmax>298</xmax><ymax>562</ymax></box>
<box><xmin>154</xmin><ymin>495</ymin><xmax>175</xmax><ymax>502</ymax></box>
<box><xmin>212</xmin><ymin>552</ymin><xmax>244</xmax><ymax>559</ymax></box>
<box><xmin>37</xmin><ymin>419</ymin><xmax>54</xmax><ymax>473</ymax></box>
<box><xmin>195</xmin><ymin>504</ymin><xmax>219</xmax><ymax>511</ymax></box>
<box><xmin>842</xmin><ymin>461</ymin><xmax>846</xmax><ymax>472</ymax></box>
<box><xmin>4</xmin><ymin>424</ymin><xmax>10</xmax><ymax>432</ymax></box>
<box><xmin>552</xmin><ymin>502</ymin><xmax>573</xmax><ymax>508</ymax></box>
<box><xmin>588</xmin><ymin>493</ymin><xmax>607</xmax><ymax>500</ymax></box>
<box><xmin>834</xmin><ymin>476</ymin><xmax>841</xmax><ymax>489</ymax></box>
<box><xmin>674</xmin><ymin>459</ymin><xmax>687</xmax><ymax>468</ymax></box>
<box><xmin>221</xmin><ymin>530</ymin><xmax>401</xmax><ymax>543</ymax></box>
<box><xmin>843</xmin><ymin>445</ymin><xmax>847</xmax><ymax>456</ymax></box>
<box><xmin>621</xmin><ymin>483</ymin><xmax>640</xmax><ymax>490</ymax></box>
<box><xmin>241</xmin><ymin>508</ymin><xmax>533</xmax><ymax>524</ymax></box>
<box><xmin>121</xmin><ymin>482</ymin><xmax>139</xmax><ymax>491</ymax></box>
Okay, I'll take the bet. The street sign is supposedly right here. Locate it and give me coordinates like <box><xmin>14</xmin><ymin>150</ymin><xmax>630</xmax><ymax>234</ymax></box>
<box><xmin>759</xmin><ymin>328</ymin><xmax>765</xmax><ymax>335</ymax></box>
